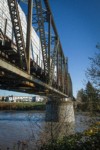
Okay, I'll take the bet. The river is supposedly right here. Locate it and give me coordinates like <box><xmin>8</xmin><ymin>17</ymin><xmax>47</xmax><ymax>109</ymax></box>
<box><xmin>0</xmin><ymin>111</ymin><xmax>99</xmax><ymax>150</ymax></box>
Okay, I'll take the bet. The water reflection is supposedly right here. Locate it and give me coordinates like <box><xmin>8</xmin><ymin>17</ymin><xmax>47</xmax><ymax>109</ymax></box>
<box><xmin>0</xmin><ymin>111</ymin><xmax>99</xmax><ymax>150</ymax></box>
<box><xmin>0</xmin><ymin>111</ymin><xmax>45</xmax><ymax>150</ymax></box>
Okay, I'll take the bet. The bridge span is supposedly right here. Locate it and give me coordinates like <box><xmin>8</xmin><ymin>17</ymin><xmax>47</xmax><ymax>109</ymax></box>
<box><xmin>0</xmin><ymin>0</ymin><xmax>73</xmax><ymax>98</ymax></box>
<box><xmin>0</xmin><ymin>0</ymin><xmax>74</xmax><ymax>123</ymax></box>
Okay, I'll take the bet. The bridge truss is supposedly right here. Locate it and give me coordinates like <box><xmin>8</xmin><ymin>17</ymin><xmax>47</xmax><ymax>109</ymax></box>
<box><xmin>0</xmin><ymin>0</ymin><xmax>72</xmax><ymax>98</ymax></box>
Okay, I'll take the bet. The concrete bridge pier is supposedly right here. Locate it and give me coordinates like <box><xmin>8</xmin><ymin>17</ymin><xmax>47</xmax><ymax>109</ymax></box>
<box><xmin>46</xmin><ymin>97</ymin><xmax>75</xmax><ymax>122</ymax></box>
<box><xmin>45</xmin><ymin>97</ymin><xmax>75</xmax><ymax>138</ymax></box>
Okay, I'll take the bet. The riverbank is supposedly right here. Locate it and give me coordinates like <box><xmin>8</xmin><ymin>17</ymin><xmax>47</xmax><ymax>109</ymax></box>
<box><xmin>0</xmin><ymin>102</ymin><xmax>46</xmax><ymax>111</ymax></box>
<box><xmin>41</xmin><ymin>121</ymin><xmax>100</xmax><ymax>150</ymax></box>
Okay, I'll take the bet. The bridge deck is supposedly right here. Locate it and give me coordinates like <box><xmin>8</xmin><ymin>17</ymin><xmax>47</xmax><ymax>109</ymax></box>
<box><xmin>0</xmin><ymin>58</ymin><xmax>67</xmax><ymax>98</ymax></box>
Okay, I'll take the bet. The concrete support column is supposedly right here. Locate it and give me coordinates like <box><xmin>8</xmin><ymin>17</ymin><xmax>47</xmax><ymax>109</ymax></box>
<box><xmin>45</xmin><ymin>97</ymin><xmax>75</xmax><ymax>139</ymax></box>
<box><xmin>46</xmin><ymin>97</ymin><xmax>75</xmax><ymax>123</ymax></box>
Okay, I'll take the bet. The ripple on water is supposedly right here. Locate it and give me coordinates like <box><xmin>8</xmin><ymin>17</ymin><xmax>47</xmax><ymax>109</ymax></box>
<box><xmin>0</xmin><ymin>111</ymin><xmax>99</xmax><ymax>150</ymax></box>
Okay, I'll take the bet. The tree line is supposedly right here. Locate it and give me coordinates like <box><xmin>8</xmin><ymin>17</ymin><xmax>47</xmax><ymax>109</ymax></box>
<box><xmin>76</xmin><ymin>45</ymin><xmax>100</xmax><ymax>112</ymax></box>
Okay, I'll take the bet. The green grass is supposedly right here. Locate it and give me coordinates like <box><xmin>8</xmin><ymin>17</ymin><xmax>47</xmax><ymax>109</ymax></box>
<box><xmin>0</xmin><ymin>102</ymin><xmax>46</xmax><ymax>111</ymax></box>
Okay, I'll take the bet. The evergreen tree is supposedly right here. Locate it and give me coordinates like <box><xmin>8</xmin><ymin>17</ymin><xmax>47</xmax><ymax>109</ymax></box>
<box><xmin>85</xmin><ymin>81</ymin><xmax>98</xmax><ymax>102</ymax></box>
<box><xmin>77</xmin><ymin>81</ymin><xmax>99</xmax><ymax>111</ymax></box>
<box><xmin>77</xmin><ymin>89</ymin><xmax>87</xmax><ymax>102</ymax></box>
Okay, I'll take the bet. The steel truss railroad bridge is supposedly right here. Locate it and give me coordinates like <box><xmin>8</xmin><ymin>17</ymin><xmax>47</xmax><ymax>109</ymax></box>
<box><xmin>0</xmin><ymin>0</ymin><xmax>72</xmax><ymax>98</ymax></box>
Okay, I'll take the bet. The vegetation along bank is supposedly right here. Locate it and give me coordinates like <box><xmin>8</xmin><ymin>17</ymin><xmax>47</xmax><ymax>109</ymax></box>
<box><xmin>40</xmin><ymin>122</ymin><xmax>100</xmax><ymax>150</ymax></box>
<box><xmin>0</xmin><ymin>102</ymin><xmax>46</xmax><ymax>111</ymax></box>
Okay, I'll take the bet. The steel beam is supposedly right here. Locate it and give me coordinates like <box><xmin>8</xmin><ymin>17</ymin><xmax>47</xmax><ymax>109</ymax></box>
<box><xmin>44</xmin><ymin>0</ymin><xmax>65</xmax><ymax>58</ymax></box>
<box><xmin>0</xmin><ymin>59</ymin><xmax>68</xmax><ymax>98</ymax></box>
<box><xmin>57</xmin><ymin>44</ymin><xmax>59</xmax><ymax>89</ymax></box>
<box><xmin>4</xmin><ymin>19</ymin><xmax>7</xmax><ymax>37</ymax></box>
<box><xmin>48</xmin><ymin>14</ymin><xmax>51</xmax><ymax>83</ymax></box>
<box><xmin>7</xmin><ymin>0</ymin><xmax>27</xmax><ymax>69</ymax></box>
<box><xmin>26</xmin><ymin>0</ymin><xmax>33</xmax><ymax>74</ymax></box>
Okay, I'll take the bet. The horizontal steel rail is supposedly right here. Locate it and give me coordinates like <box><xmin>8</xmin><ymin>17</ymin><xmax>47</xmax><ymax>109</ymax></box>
<box><xmin>0</xmin><ymin>58</ymin><xmax>68</xmax><ymax>98</ymax></box>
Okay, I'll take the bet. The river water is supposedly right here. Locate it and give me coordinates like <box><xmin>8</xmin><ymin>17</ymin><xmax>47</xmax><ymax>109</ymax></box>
<box><xmin>0</xmin><ymin>111</ymin><xmax>99</xmax><ymax>150</ymax></box>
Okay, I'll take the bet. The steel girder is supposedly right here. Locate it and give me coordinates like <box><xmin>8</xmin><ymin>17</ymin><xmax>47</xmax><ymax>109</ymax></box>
<box><xmin>7</xmin><ymin>0</ymin><xmax>28</xmax><ymax>70</ymax></box>
<box><xmin>32</xmin><ymin>0</ymin><xmax>69</xmax><ymax>94</ymax></box>
<box><xmin>0</xmin><ymin>0</ymin><xmax>73</xmax><ymax>97</ymax></box>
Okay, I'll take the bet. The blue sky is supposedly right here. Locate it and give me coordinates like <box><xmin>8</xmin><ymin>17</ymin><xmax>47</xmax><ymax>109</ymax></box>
<box><xmin>0</xmin><ymin>0</ymin><xmax>100</xmax><ymax>97</ymax></box>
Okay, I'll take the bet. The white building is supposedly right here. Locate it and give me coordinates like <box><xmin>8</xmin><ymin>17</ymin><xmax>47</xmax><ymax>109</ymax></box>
<box><xmin>5</xmin><ymin>95</ymin><xmax>46</xmax><ymax>102</ymax></box>
<box><xmin>6</xmin><ymin>96</ymin><xmax>33</xmax><ymax>102</ymax></box>
<box><xmin>32</xmin><ymin>95</ymin><xmax>46</xmax><ymax>102</ymax></box>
